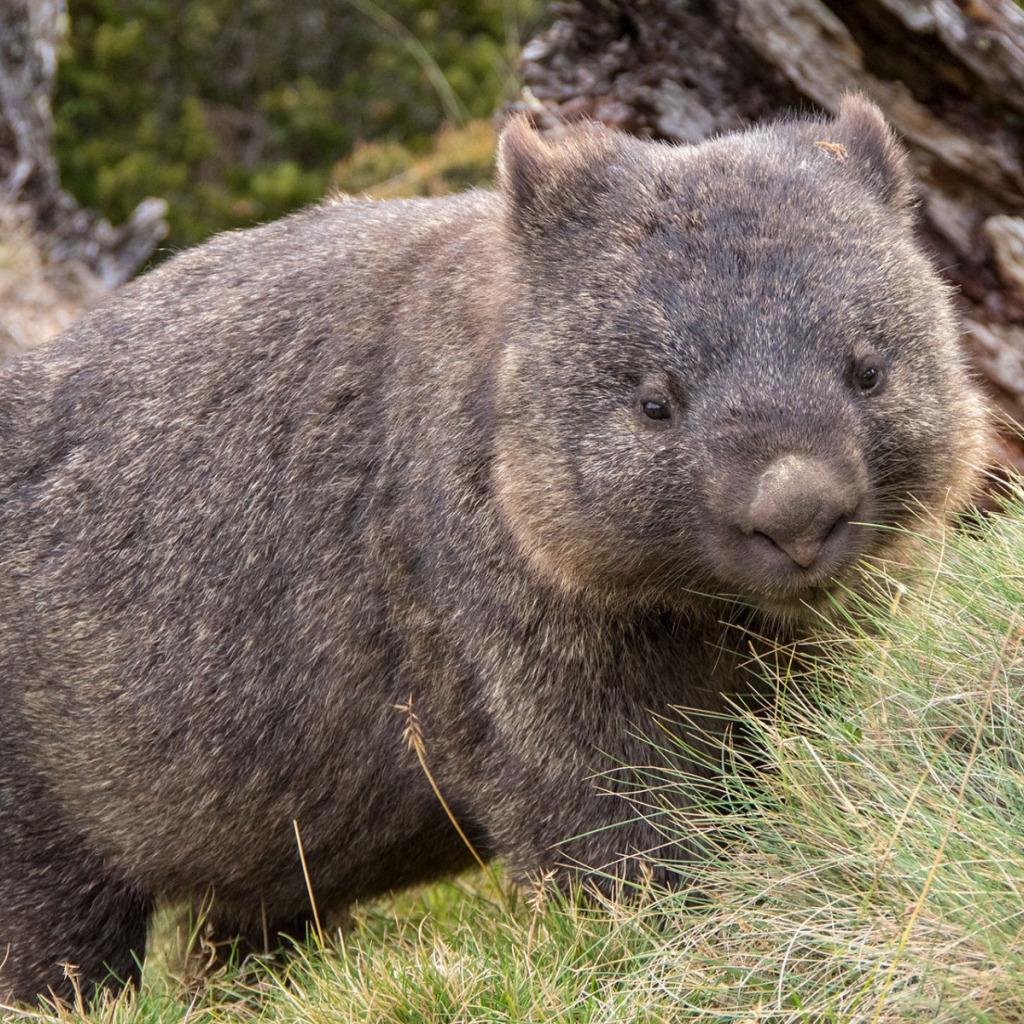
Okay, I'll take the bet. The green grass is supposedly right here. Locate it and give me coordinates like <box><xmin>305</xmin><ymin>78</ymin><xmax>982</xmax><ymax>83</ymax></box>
<box><xmin>12</xmin><ymin>486</ymin><xmax>1024</xmax><ymax>1023</ymax></box>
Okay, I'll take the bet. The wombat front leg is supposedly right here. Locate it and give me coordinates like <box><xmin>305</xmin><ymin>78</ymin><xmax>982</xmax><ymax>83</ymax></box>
<box><xmin>476</xmin><ymin>746</ymin><xmax>709</xmax><ymax>897</ymax></box>
<box><xmin>197</xmin><ymin>907</ymin><xmax>320</xmax><ymax>963</ymax></box>
<box><xmin>0</xmin><ymin>793</ymin><xmax>150</xmax><ymax>1007</ymax></box>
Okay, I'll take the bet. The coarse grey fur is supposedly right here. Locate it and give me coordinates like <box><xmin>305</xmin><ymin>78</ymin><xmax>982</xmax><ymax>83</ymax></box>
<box><xmin>0</xmin><ymin>96</ymin><xmax>988</xmax><ymax>1006</ymax></box>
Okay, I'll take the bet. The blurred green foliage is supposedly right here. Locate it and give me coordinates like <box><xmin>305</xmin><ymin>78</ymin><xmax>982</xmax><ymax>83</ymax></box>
<box><xmin>329</xmin><ymin>118</ymin><xmax>499</xmax><ymax>198</ymax></box>
<box><xmin>54</xmin><ymin>0</ymin><xmax>543</xmax><ymax>255</ymax></box>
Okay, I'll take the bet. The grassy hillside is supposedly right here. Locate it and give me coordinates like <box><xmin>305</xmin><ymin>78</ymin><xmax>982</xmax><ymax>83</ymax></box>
<box><xmin>7</xmin><ymin>485</ymin><xmax>1024</xmax><ymax>1022</ymax></box>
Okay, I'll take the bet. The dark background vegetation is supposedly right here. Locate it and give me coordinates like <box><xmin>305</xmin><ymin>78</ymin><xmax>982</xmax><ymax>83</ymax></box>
<box><xmin>54</xmin><ymin>0</ymin><xmax>544</xmax><ymax>254</ymax></box>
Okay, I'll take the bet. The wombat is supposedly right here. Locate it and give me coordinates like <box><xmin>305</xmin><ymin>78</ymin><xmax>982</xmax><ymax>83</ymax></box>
<box><xmin>0</xmin><ymin>96</ymin><xmax>988</xmax><ymax>1006</ymax></box>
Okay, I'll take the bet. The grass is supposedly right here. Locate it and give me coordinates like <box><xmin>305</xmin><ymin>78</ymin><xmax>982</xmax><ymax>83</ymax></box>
<box><xmin>9</xmin><ymin>486</ymin><xmax>1024</xmax><ymax>1023</ymax></box>
<box><xmin>0</xmin><ymin>205</ymin><xmax>107</xmax><ymax>359</ymax></box>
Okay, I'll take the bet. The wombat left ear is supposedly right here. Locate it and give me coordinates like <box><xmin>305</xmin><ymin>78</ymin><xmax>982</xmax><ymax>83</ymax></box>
<box><xmin>827</xmin><ymin>94</ymin><xmax>914</xmax><ymax>210</ymax></box>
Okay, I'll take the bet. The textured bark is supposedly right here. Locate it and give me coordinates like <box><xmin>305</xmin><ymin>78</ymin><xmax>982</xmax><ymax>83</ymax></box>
<box><xmin>0</xmin><ymin>0</ymin><xmax>166</xmax><ymax>294</ymax></box>
<box><xmin>517</xmin><ymin>0</ymin><xmax>1024</xmax><ymax>477</ymax></box>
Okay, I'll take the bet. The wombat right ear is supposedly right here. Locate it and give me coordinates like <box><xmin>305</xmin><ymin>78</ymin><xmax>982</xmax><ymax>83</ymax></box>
<box><xmin>498</xmin><ymin>115</ymin><xmax>616</xmax><ymax>233</ymax></box>
<box><xmin>498</xmin><ymin>115</ymin><xmax>553</xmax><ymax>218</ymax></box>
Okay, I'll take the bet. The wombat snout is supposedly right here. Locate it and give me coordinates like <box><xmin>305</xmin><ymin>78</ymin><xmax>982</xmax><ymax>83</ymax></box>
<box><xmin>745</xmin><ymin>454</ymin><xmax>863</xmax><ymax>570</ymax></box>
<box><xmin>705</xmin><ymin>449</ymin><xmax>870</xmax><ymax>606</ymax></box>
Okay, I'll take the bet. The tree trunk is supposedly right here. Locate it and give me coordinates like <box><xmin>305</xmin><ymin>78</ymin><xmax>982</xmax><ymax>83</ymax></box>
<box><xmin>517</xmin><ymin>0</ymin><xmax>1024</xmax><ymax>479</ymax></box>
<box><xmin>0</xmin><ymin>0</ymin><xmax>166</xmax><ymax>293</ymax></box>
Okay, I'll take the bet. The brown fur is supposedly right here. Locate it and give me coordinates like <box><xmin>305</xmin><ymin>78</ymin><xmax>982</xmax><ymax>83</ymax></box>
<box><xmin>0</xmin><ymin>96</ymin><xmax>988</xmax><ymax>1005</ymax></box>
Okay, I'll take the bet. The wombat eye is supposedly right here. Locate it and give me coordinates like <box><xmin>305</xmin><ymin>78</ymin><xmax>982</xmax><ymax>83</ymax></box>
<box><xmin>641</xmin><ymin>400</ymin><xmax>671</xmax><ymax>421</ymax></box>
<box><xmin>853</xmin><ymin>358</ymin><xmax>885</xmax><ymax>395</ymax></box>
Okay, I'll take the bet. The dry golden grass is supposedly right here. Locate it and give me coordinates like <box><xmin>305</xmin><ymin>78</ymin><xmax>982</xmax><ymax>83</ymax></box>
<box><xmin>0</xmin><ymin>207</ymin><xmax>107</xmax><ymax>358</ymax></box>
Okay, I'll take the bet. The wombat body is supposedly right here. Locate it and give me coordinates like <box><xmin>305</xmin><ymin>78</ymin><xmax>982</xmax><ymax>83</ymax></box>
<box><xmin>0</xmin><ymin>97</ymin><xmax>987</xmax><ymax>1005</ymax></box>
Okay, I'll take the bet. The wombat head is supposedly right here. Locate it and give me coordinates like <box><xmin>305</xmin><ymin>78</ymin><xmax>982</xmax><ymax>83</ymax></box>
<box><xmin>492</xmin><ymin>96</ymin><xmax>989</xmax><ymax>617</ymax></box>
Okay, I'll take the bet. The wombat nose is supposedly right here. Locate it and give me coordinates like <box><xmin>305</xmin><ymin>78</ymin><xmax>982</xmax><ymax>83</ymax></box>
<box><xmin>746</xmin><ymin>454</ymin><xmax>858</xmax><ymax>569</ymax></box>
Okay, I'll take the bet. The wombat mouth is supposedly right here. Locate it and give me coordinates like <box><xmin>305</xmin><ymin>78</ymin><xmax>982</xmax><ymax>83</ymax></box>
<box><xmin>719</xmin><ymin>539</ymin><xmax>871</xmax><ymax>621</ymax></box>
<box><xmin>704</xmin><ymin>516</ymin><xmax>869</xmax><ymax>611</ymax></box>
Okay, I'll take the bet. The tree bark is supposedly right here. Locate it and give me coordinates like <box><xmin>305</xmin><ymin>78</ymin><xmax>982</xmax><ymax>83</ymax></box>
<box><xmin>517</xmin><ymin>0</ymin><xmax>1024</xmax><ymax>478</ymax></box>
<box><xmin>0</xmin><ymin>0</ymin><xmax>166</xmax><ymax>292</ymax></box>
